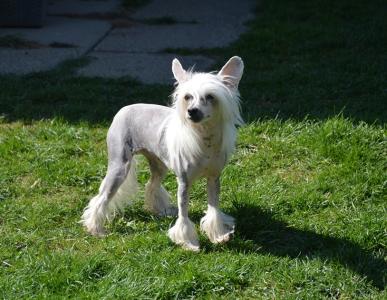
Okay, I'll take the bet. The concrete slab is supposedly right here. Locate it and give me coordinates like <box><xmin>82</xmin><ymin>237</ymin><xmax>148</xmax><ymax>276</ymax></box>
<box><xmin>0</xmin><ymin>0</ymin><xmax>255</xmax><ymax>80</ymax></box>
<box><xmin>96</xmin><ymin>23</ymin><xmax>247</xmax><ymax>53</ymax></box>
<box><xmin>48</xmin><ymin>0</ymin><xmax>121</xmax><ymax>16</ymax></box>
<box><xmin>132</xmin><ymin>0</ymin><xmax>256</xmax><ymax>24</ymax></box>
<box><xmin>79</xmin><ymin>0</ymin><xmax>256</xmax><ymax>83</ymax></box>
<box><xmin>78</xmin><ymin>52</ymin><xmax>215</xmax><ymax>84</ymax></box>
<box><xmin>0</xmin><ymin>48</ymin><xmax>78</xmax><ymax>75</ymax></box>
<box><xmin>0</xmin><ymin>17</ymin><xmax>111</xmax><ymax>53</ymax></box>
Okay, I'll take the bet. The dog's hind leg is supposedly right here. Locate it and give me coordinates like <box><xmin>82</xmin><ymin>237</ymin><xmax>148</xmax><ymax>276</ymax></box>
<box><xmin>81</xmin><ymin>140</ymin><xmax>138</xmax><ymax>236</ymax></box>
<box><xmin>168</xmin><ymin>176</ymin><xmax>199</xmax><ymax>251</ymax></box>
<box><xmin>144</xmin><ymin>156</ymin><xmax>177</xmax><ymax>217</ymax></box>
<box><xmin>200</xmin><ymin>177</ymin><xmax>235</xmax><ymax>244</ymax></box>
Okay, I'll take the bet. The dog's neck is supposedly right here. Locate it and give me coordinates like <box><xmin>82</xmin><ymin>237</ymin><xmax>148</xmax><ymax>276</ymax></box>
<box><xmin>190</xmin><ymin>119</ymin><xmax>224</xmax><ymax>153</ymax></box>
<box><xmin>166</xmin><ymin>113</ymin><xmax>237</xmax><ymax>171</ymax></box>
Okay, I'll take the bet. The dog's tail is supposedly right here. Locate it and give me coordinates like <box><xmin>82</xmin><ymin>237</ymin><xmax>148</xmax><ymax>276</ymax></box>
<box><xmin>108</xmin><ymin>158</ymin><xmax>139</xmax><ymax>215</ymax></box>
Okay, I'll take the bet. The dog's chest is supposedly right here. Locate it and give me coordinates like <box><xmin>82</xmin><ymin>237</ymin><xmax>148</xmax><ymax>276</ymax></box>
<box><xmin>198</xmin><ymin>134</ymin><xmax>225</xmax><ymax>177</ymax></box>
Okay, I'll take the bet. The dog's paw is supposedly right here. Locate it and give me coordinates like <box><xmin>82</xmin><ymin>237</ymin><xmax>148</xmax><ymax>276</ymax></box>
<box><xmin>80</xmin><ymin>218</ymin><xmax>107</xmax><ymax>237</ymax></box>
<box><xmin>182</xmin><ymin>242</ymin><xmax>200</xmax><ymax>252</ymax></box>
<box><xmin>200</xmin><ymin>208</ymin><xmax>235</xmax><ymax>244</ymax></box>
<box><xmin>168</xmin><ymin>217</ymin><xmax>200</xmax><ymax>251</ymax></box>
<box><xmin>82</xmin><ymin>223</ymin><xmax>107</xmax><ymax>237</ymax></box>
<box><xmin>212</xmin><ymin>229</ymin><xmax>234</xmax><ymax>244</ymax></box>
<box><xmin>90</xmin><ymin>229</ymin><xmax>107</xmax><ymax>237</ymax></box>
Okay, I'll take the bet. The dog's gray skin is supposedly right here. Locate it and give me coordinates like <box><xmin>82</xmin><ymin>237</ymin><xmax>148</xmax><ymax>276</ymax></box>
<box><xmin>81</xmin><ymin>56</ymin><xmax>244</xmax><ymax>251</ymax></box>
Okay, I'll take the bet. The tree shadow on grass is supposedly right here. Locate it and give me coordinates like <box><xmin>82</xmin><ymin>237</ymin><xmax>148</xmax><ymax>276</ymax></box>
<box><xmin>0</xmin><ymin>57</ymin><xmax>385</xmax><ymax>125</ymax></box>
<box><xmin>0</xmin><ymin>59</ymin><xmax>172</xmax><ymax>124</ymax></box>
<box><xmin>228</xmin><ymin>203</ymin><xmax>386</xmax><ymax>290</ymax></box>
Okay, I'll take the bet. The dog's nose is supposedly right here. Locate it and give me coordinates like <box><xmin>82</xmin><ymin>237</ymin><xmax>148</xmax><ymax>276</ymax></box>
<box><xmin>188</xmin><ymin>108</ymin><xmax>199</xmax><ymax>117</ymax></box>
<box><xmin>187</xmin><ymin>108</ymin><xmax>203</xmax><ymax>122</ymax></box>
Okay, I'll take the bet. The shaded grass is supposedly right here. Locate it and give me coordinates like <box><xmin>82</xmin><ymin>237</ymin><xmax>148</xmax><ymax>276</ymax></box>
<box><xmin>0</xmin><ymin>58</ymin><xmax>170</xmax><ymax>123</ymax></box>
<box><xmin>0</xmin><ymin>0</ymin><xmax>386</xmax><ymax>298</ymax></box>
<box><xmin>223</xmin><ymin>0</ymin><xmax>387</xmax><ymax>123</ymax></box>
<box><xmin>0</xmin><ymin>34</ymin><xmax>44</xmax><ymax>49</ymax></box>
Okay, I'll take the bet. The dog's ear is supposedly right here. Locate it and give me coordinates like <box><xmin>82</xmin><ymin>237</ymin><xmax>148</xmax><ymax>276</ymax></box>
<box><xmin>218</xmin><ymin>56</ymin><xmax>244</xmax><ymax>88</ymax></box>
<box><xmin>172</xmin><ymin>58</ymin><xmax>186</xmax><ymax>83</ymax></box>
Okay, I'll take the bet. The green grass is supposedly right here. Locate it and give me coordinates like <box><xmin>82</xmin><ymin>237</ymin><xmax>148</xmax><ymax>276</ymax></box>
<box><xmin>0</xmin><ymin>0</ymin><xmax>386</xmax><ymax>298</ymax></box>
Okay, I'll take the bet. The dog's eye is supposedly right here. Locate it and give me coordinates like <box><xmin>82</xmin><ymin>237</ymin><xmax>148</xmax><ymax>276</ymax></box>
<box><xmin>184</xmin><ymin>94</ymin><xmax>192</xmax><ymax>101</ymax></box>
<box><xmin>205</xmin><ymin>94</ymin><xmax>215</xmax><ymax>101</ymax></box>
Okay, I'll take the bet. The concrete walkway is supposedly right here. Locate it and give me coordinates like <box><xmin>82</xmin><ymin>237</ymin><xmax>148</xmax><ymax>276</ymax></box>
<box><xmin>0</xmin><ymin>0</ymin><xmax>255</xmax><ymax>84</ymax></box>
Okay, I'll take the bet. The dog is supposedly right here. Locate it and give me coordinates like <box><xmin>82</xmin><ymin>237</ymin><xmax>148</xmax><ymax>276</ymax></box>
<box><xmin>81</xmin><ymin>56</ymin><xmax>244</xmax><ymax>251</ymax></box>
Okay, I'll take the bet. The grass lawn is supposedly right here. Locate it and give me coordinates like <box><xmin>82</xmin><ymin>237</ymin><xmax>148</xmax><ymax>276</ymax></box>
<box><xmin>0</xmin><ymin>0</ymin><xmax>386</xmax><ymax>298</ymax></box>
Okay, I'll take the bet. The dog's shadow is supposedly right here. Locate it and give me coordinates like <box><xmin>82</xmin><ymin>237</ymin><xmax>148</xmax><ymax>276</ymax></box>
<box><xmin>113</xmin><ymin>202</ymin><xmax>385</xmax><ymax>289</ymax></box>
<box><xmin>224</xmin><ymin>203</ymin><xmax>386</xmax><ymax>290</ymax></box>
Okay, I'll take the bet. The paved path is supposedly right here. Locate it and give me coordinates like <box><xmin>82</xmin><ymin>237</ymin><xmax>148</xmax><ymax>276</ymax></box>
<box><xmin>0</xmin><ymin>0</ymin><xmax>255</xmax><ymax>84</ymax></box>
<box><xmin>0</xmin><ymin>0</ymin><xmax>116</xmax><ymax>75</ymax></box>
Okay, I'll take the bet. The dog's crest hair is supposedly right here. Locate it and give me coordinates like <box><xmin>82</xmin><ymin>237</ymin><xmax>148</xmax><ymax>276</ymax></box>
<box><xmin>165</xmin><ymin>70</ymin><xmax>243</xmax><ymax>171</ymax></box>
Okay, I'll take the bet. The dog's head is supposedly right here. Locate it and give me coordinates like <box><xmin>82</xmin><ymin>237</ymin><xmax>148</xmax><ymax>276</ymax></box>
<box><xmin>171</xmin><ymin>57</ymin><xmax>244</xmax><ymax>126</ymax></box>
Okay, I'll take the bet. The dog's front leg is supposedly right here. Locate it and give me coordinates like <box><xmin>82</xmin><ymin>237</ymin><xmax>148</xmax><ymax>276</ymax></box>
<box><xmin>200</xmin><ymin>177</ymin><xmax>235</xmax><ymax>243</ymax></box>
<box><xmin>167</xmin><ymin>176</ymin><xmax>199</xmax><ymax>251</ymax></box>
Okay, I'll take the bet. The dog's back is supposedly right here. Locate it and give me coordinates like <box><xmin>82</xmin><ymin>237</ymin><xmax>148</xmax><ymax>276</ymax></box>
<box><xmin>108</xmin><ymin>103</ymin><xmax>172</xmax><ymax>163</ymax></box>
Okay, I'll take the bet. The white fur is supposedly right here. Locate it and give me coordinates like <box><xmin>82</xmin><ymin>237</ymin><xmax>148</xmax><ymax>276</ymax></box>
<box><xmin>81</xmin><ymin>56</ymin><xmax>244</xmax><ymax>251</ymax></box>
<box><xmin>144</xmin><ymin>181</ymin><xmax>177</xmax><ymax>216</ymax></box>
<box><xmin>164</xmin><ymin>65</ymin><xmax>243</xmax><ymax>249</ymax></box>
<box><xmin>108</xmin><ymin>160</ymin><xmax>138</xmax><ymax>214</ymax></box>
<box><xmin>200</xmin><ymin>206</ymin><xmax>235</xmax><ymax>243</ymax></box>
<box><xmin>80</xmin><ymin>194</ymin><xmax>108</xmax><ymax>236</ymax></box>
<box><xmin>80</xmin><ymin>160</ymin><xmax>138</xmax><ymax>235</ymax></box>
<box><xmin>164</xmin><ymin>113</ymin><xmax>205</xmax><ymax>173</ymax></box>
<box><xmin>168</xmin><ymin>217</ymin><xmax>200</xmax><ymax>251</ymax></box>
<box><xmin>166</xmin><ymin>71</ymin><xmax>243</xmax><ymax>171</ymax></box>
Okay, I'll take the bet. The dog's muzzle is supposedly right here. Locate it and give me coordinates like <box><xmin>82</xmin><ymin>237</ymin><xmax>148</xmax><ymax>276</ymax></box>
<box><xmin>187</xmin><ymin>108</ymin><xmax>203</xmax><ymax>123</ymax></box>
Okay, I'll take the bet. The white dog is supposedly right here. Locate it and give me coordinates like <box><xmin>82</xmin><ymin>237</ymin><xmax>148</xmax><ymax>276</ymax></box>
<box><xmin>81</xmin><ymin>56</ymin><xmax>244</xmax><ymax>251</ymax></box>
